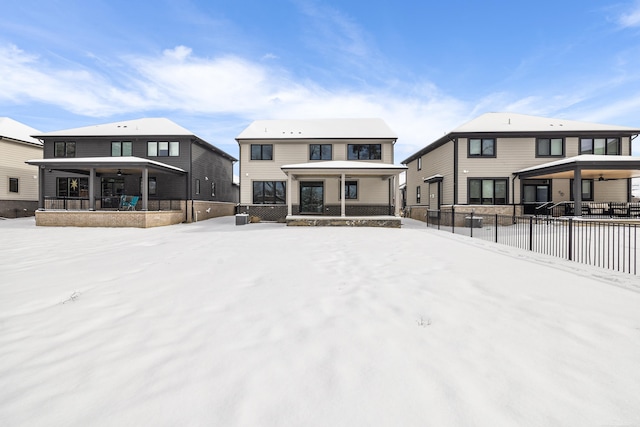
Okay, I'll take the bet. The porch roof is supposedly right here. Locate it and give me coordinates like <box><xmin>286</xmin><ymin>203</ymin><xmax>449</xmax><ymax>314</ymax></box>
<box><xmin>514</xmin><ymin>155</ymin><xmax>640</xmax><ymax>180</ymax></box>
<box><xmin>26</xmin><ymin>156</ymin><xmax>187</xmax><ymax>175</ymax></box>
<box><xmin>281</xmin><ymin>160</ymin><xmax>407</xmax><ymax>178</ymax></box>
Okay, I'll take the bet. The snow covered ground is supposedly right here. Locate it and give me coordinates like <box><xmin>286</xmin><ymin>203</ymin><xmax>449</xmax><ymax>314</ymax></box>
<box><xmin>1</xmin><ymin>216</ymin><xmax>640</xmax><ymax>426</ymax></box>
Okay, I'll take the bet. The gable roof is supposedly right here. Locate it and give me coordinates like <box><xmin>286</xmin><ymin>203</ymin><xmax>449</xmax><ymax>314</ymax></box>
<box><xmin>402</xmin><ymin>112</ymin><xmax>640</xmax><ymax>164</ymax></box>
<box><xmin>236</xmin><ymin>118</ymin><xmax>398</xmax><ymax>140</ymax></box>
<box><xmin>32</xmin><ymin>118</ymin><xmax>194</xmax><ymax>138</ymax></box>
<box><xmin>0</xmin><ymin>117</ymin><xmax>42</xmax><ymax>146</ymax></box>
<box><xmin>32</xmin><ymin>117</ymin><xmax>237</xmax><ymax>162</ymax></box>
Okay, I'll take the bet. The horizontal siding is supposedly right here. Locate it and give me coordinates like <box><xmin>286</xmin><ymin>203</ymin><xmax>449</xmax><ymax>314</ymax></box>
<box><xmin>239</xmin><ymin>139</ymin><xmax>396</xmax><ymax>204</ymax></box>
<box><xmin>0</xmin><ymin>140</ymin><xmax>42</xmax><ymax>200</ymax></box>
<box><xmin>405</xmin><ymin>142</ymin><xmax>454</xmax><ymax>206</ymax></box>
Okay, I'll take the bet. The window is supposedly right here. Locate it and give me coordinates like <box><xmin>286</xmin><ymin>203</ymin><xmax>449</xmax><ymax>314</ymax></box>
<box><xmin>253</xmin><ymin>181</ymin><xmax>286</xmax><ymax>204</ymax></box>
<box><xmin>309</xmin><ymin>144</ymin><xmax>332</xmax><ymax>160</ymax></box>
<box><xmin>57</xmin><ymin>177</ymin><xmax>89</xmax><ymax>197</ymax></box>
<box><xmin>536</xmin><ymin>138</ymin><xmax>564</xmax><ymax>157</ymax></box>
<box><xmin>339</xmin><ymin>180</ymin><xmax>358</xmax><ymax>199</ymax></box>
<box><xmin>54</xmin><ymin>141</ymin><xmax>76</xmax><ymax>157</ymax></box>
<box><xmin>469</xmin><ymin>178</ymin><xmax>508</xmax><ymax>204</ymax></box>
<box><xmin>211</xmin><ymin>182</ymin><xmax>216</xmax><ymax>197</ymax></box>
<box><xmin>111</xmin><ymin>141</ymin><xmax>132</xmax><ymax>156</ymax></box>
<box><xmin>468</xmin><ymin>138</ymin><xmax>495</xmax><ymax>157</ymax></box>
<box><xmin>580</xmin><ymin>138</ymin><xmax>620</xmax><ymax>155</ymax></box>
<box><xmin>570</xmin><ymin>179</ymin><xmax>594</xmax><ymax>201</ymax></box>
<box><xmin>416</xmin><ymin>186</ymin><xmax>421</xmax><ymax>204</ymax></box>
<box><xmin>9</xmin><ymin>178</ymin><xmax>18</xmax><ymax>193</ymax></box>
<box><xmin>417</xmin><ymin>157</ymin><xmax>422</xmax><ymax>171</ymax></box>
<box><xmin>195</xmin><ymin>179</ymin><xmax>201</xmax><ymax>195</ymax></box>
<box><xmin>347</xmin><ymin>144</ymin><xmax>382</xmax><ymax>160</ymax></box>
<box><xmin>139</xmin><ymin>177</ymin><xmax>157</xmax><ymax>195</ymax></box>
<box><xmin>251</xmin><ymin>144</ymin><xmax>273</xmax><ymax>160</ymax></box>
<box><xmin>148</xmin><ymin>141</ymin><xmax>179</xmax><ymax>157</ymax></box>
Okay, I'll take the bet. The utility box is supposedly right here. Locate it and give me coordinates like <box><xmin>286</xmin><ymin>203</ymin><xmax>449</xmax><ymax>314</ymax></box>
<box><xmin>465</xmin><ymin>216</ymin><xmax>482</xmax><ymax>228</ymax></box>
<box><xmin>235</xmin><ymin>213</ymin><xmax>249</xmax><ymax>225</ymax></box>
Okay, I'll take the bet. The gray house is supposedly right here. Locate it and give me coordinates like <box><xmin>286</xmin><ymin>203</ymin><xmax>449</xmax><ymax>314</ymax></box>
<box><xmin>27</xmin><ymin>118</ymin><xmax>237</xmax><ymax>227</ymax></box>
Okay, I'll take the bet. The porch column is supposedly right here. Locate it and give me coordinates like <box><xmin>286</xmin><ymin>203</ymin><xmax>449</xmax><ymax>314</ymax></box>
<box><xmin>573</xmin><ymin>167</ymin><xmax>582</xmax><ymax>217</ymax></box>
<box><xmin>287</xmin><ymin>174</ymin><xmax>292</xmax><ymax>216</ymax></box>
<box><xmin>341</xmin><ymin>172</ymin><xmax>346</xmax><ymax>217</ymax></box>
<box><xmin>38</xmin><ymin>166</ymin><xmax>45</xmax><ymax>210</ymax></box>
<box><xmin>89</xmin><ymin>168</ymin><xmax>95</xmax><ymax>211</ymax></box>
<box><xmin>142</xmin><ymin>167</ymin><xmax>149</xmax><ymax>211</ymax></box>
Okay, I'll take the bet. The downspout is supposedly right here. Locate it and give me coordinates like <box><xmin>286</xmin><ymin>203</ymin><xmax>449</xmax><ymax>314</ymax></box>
<box><xmin>188</xmin><ymin>138</ymin><xmax>193</xmax><ymax>223</ymax></box>
<box><xmin>453</xmin><ymin>138</ymin><xmax>458</xmax><ymax>205</ymax></box>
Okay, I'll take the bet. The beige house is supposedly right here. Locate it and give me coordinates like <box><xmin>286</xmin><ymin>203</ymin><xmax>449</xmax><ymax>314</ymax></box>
<box><xmin>236</xmin><ymin>118</ymin><xmax>406</xmax><ymax>225</ymax></box>
<box><xmin>0</xmin><ymin>118</ymin><xmax>42</xmax><ymax>218</ymax></box>
<box><xmin>402</xmin><ymin>112</ymin><xmax>640</xmax><ymax>219</ymax></box>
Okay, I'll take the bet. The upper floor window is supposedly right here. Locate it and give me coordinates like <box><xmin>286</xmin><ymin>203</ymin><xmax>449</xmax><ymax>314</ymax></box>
<box><xmin>468</xmin><ymin>138</ymin><xmax>495</xmax><ymax>157</ymax></box>
<box><xmin>309</xmin><ymin>144</ymin><xmax>332</xmax><ymax>160</ymax></box>
<box><xmin>417</xmin><ymin>157</ymin><xmax>422</xmax><ymax>170</ymax></box>
<box><xmin>416</xmin><ymin>186</ymin><xmax>421</xmax><ymax>204</ymax></box>
<box><xmin>251</xmin><ymin>144</ymin><xmax>273</xmax><ymax>160</ymax></box>
<box><xmin>580</xmin><ymin>138</ymin><xmax>619</xmax><ymax>155</ymax></box>
<box><xmin>469</xmin><ymin>178</ymin><xmax>508</xmax><ymax>204</ymax></box>
<box><xmin>54</xmin><ymin>141</ymin><xmax>76</xmax><ymax>157</ymax></box>
<box><xmin>536</xmin><ymin>138</ymin><xmax>564</xmax><ymax>157</ymax></box>
<box><xmin>148</xmin><ymin>141</ymin><xmax>179</xmax><ymax>157</ymax></box>
<box><xmin>348</xmin><ymin>144</ymin><xmax>381</xmax><ymax>160</ymax></box>
<box><xmin>111</xmin><ymin>141</ymin><xmax>132</xmax><ymax>156</ymax></box>
<box><xmin>9</xmin><ymin>178</ymin><xmax>18</xmax><ymax>193</ymax></box>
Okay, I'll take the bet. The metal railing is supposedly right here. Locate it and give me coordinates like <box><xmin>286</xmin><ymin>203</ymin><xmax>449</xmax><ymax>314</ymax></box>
<box><xmin>426</xmin><ymin>209</ymin><xmax>638</xmax><ymax>275</ymax></box>
<box><xmin>534</xmin><ymin>201</ymin><xmax>640</xmax><ymax>219</ymax></box>
<box><xmin>43</xmin><ymin>197</ymin><xmax>184</xmax><ymax>211</ymax></box>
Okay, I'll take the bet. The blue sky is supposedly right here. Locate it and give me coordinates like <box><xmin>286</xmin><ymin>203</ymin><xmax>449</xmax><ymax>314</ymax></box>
<box><xmin>3</xmin><ymin>0</ymin><xmax>640</xmax><ymax>161</ymax></box>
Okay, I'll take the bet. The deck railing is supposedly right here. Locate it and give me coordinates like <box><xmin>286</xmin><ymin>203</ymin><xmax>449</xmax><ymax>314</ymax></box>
<box><xmin>43</xmin><ymin>197</ymin><xmax>183</xmax><ymax>211</ymax></box>
<box><xmin>426</xmin><ymin>209</ymin><xmax>638</xmax><ymax>275</ymax></box>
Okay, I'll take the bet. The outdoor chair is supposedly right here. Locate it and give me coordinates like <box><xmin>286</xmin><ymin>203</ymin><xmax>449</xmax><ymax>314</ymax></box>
<box><xmin>124</xmin><ymin>196</ymin><xmax>139</xmax><ymax>211</ymax></box>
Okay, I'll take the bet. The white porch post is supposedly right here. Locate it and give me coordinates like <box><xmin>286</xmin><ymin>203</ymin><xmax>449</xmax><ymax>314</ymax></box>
<box><xmin>142</xmin><ymin>167</ymin><xmax>149</xmax><ymax>211</ymax></box>
<box><xmin>287</xmin><ymin>174</ymin><xmax>293</xmax><ymax>216</ymax></box>
<box><xmin>394</xmin><ymin>175</ymin><xmax>400</xmax><ymax>216</ymax></box>
<box><xmin>89</xmin><ymin>168</ymin><xmax>95</xmax><ymax>211</ymax></box>
<box><xmin>341</xmin><ymin>172</ymin><xmax>346</xmax><ymax>217</ymax></box>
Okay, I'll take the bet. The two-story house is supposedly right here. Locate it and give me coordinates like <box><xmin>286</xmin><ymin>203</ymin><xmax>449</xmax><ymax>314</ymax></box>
<box><xmin>0</xmin><ymin>117</ymin><xmax>42</xmax><ymax>218</ymax></box>
<box><xmin>236</xmin><ymin>118</ymin><xmax>407</xmax><ymax>225</ymax></box>
<box><xmin>27</xmin><ymin>118</ymin><xmax>237</xmax><ymax>227</ymax></box>
<box><xmin>402</xmin><ymin>112</ymin><xmax>640</xmax><ymax>220</ymax></box>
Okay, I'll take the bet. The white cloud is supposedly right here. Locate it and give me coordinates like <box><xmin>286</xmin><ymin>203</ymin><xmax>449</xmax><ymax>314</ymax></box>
<box><xmin>618</xmin><ymin>2</ymin><xmax>640</xmax><ymax>27</ymax></box>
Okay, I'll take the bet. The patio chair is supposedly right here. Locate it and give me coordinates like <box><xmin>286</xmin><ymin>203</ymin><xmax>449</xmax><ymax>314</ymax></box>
<box><xmin>124</xmin><ymin>196</ymin><xmax>139</xmax><ymax>211</ymax></box>
<box><xmin>119</xmin><ymin>195</ymin><xmax>127</xmax><ymax>210</ymax></box>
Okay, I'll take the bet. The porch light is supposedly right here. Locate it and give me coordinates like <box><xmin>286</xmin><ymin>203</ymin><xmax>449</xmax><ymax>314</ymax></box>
<box><xmin>117</xmin><ymin>169</ymin><xmax>122</xmax><ymax>177</ymax></box>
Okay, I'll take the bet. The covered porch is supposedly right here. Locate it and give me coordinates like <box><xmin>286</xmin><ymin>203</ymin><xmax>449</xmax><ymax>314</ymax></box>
<box><xmin>280</xmin><ymin>160</ymin><xmax>407</xmax><ymax>227</ymax></box>
<box><xmin>26</xmin><ymin>157</ymin><xmax>189</xmax><ymax>227</ymax></box>
<box><xmin>515</xmin><ymin>155</ymin><xmax>640</xmax><ymax>217</ymax></box>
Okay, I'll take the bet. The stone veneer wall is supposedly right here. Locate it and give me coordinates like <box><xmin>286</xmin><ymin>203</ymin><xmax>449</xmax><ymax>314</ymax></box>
<box><xmin>35</xmin><ymin>210</ymin><xmax>186</xmax><ymax>228</ymax></box>
<box><xmin>189</xmin><ymin>201</ymin><xmax>236</xmax><ymax>223</ymax></box>
<box><xmin>0</xmin><ymin>200</ymin><xmax>39</xmax><ymax>218</ymax></box>
<box><xmin>407</xmin><ymin>205</ymin><xmax>523</xmax><ymax>224</ymax></box>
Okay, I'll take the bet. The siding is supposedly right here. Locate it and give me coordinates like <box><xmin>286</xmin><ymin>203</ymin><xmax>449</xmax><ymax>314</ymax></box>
<box><xmin>404</xmin><ymin>142</ymin><xmax>454</xmax><ymax>206</ymax></box>
<box><xmin>0</xmin><ymin>139</ymin><xmax>42</xmax><ymax>201</ymax></box>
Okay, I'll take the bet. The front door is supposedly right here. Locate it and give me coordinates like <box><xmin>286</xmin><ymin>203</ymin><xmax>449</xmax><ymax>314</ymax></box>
<box><xmin>300</xmin><ymin>181</ymin><xmax>324</xmax><ymax>214</ymax></box>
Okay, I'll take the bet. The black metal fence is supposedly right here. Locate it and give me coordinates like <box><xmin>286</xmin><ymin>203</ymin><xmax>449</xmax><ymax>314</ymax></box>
<box><xmin>426</xmin><ymin>209</ymin><xmax>638</xmax><ymax>275</ymax></box>
<box><xmin>43</xmin><ymin>197</ymin><xmax>183</xmax><ymax>211</ymax></box>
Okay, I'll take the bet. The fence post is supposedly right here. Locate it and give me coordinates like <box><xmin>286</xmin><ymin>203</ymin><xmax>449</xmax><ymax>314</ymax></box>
<box><xmin>452</xmin><ymin>206</ymin><xmax>455</xmax><ymax>235</ymax></box>
<box><xmin>568</xmin><ymin>218</ymin><xmax>573</xmax><ymax>261</ymax></box>
<box><xmin>495</xmin><ymin>214</ymin><xmax>498</xmax><ymax>243</ymax></box>
<box><xmin>529</xmin><ymin>216</ymin><xmax>533</xmax><ymax>251</ymax></box>
<box><xmin>470</xmin><ymin>210</ymin><xmax>474</xmax><ymax>238</ymax></box>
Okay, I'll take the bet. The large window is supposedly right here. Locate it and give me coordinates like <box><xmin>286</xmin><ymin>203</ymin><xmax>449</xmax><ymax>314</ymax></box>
<box><xmin>139</xmin><ymin>177</ymin><xmax>157</xmax><ymax>195</ymax></box>
<box><xmin>580</xmin><ymin>138</ymin><xmax>620</xmax><ymax>155</ymax></box>
<box><xmin>347</xmin><ymin>144</ymin><xmax>381</xmax><ymax>160</ymax></box>
<box><xmin>570</xmin><ymin>179</ymin><xmax>594</xmax><ymax>201</ymax></box>
<box><xmin>309</xmin><ymin>144</ymin><xmax>332</xmax><ymax>160</ymax></box>
<box><xmin>54</xmin><ymin>141</ymin><xmax>76</xmax><ymax>157</ymax></box>
<box><xmin>253</xmin><ymin>181</ymin><xmax>286</xmax><ymax>204</ymax></box>
<box><xmin>468</xmin><ymin>138</ymin><xmax>495</xmax><ymax>157</ymax></box>
<box><xmin>57</xmin><ymin>177</ymin><xmax>89</xmax><ymax>198</ymax></box>
<box><xmin>111</xmin><ymin>141</ymin><xmax>132</xmax><ymax>156</ymax></box>
<box><xmin>251</xmin><ymin>144</ymin><xmax>273</xmax><ymax>160</ymax></box>
<box><xmin>469</xmin><ymin>178</ymin><xmax>508</xmax><ymax>204</ymax></box>
<box><xmin>339</xmin><ymin>180</ymin><xmax>358</xmax><ymax>199</ymax></box>
<box><xmin>148</xmin><ymin>141</ymin><xmax>179</xmax><ymax>157</ymax></box>
<box><xmin>536</xmin><ymin>138</ymin><xmax>564</xmax><ymax>157</ymax></box>
<box><xmin>9</xmin><ymin>178</ymin><xmax>18</xmax><ymax>193</ymax></box>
